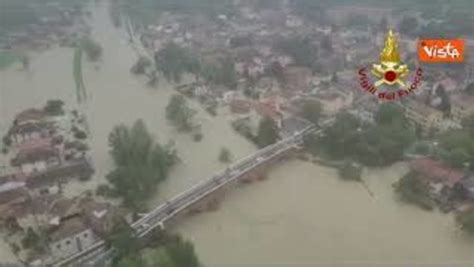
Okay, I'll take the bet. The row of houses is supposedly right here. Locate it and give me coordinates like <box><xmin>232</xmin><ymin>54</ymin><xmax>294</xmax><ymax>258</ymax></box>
<box><xmin>0</xmin><ymin>106</ymin><xmax>108</xmax><ymax>263</ymax></box>
<box><xmin>402</xmin><ymin>92</ymin><xmax>474</xmax><ymax>135</ymax></box>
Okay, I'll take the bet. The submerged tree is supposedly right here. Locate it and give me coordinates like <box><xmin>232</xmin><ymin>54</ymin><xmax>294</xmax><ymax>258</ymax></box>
<box><xmin>219</xmin><ymin>147</ymin><xmax>232</xmax><ymax>163</ymax></box>
<box><xmin>256</xmin><ymin>117</ymin><xmax>279</xmax><ymax>148</ymax></box>
<box><xmin>166</xmin><ymin>95</ymin><xmax>196</xmax><ymax>132</ymax></box>
<box><xmin>101</xmin><ymin>120</ymin><xmax>178</xmax><ymax>210</ymax></box>
<box><xmin>73</xmin><ymin>46</ymin><xmax>87</xmax><ymax>104</ymax></box>
<box><xmin>80</xmin><ymin>37</ymin><xmax>103</xmax><ymax>62</ymax></box>
<box><xmin>154</xmin><ymin>42</ymin><xmax>200</xmax><ymax>83</ymax></box>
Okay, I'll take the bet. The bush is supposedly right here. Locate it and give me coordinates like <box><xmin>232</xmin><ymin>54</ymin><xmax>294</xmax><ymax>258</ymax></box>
<box><xmin>2</xmin><ymin>136</ymin><xmax>12</xmax><ymax>147</ymax></box>
<box><xmin>219</xmin><ymin>147</ymin><xmax>232</xmax><ymax>163</ymax></box>
<box><xmin>193</xmin><ymin>133</ymin><xmax>203</xmax><ymax>142</ymax></box>
<box><xmin>81</xmin><ymin>37</ymin><xmax>103</xmax><ymax>61</ymax></box>
<box><xmin>395</xmin><ymin>172</ymin><xmax>434</xmax><ymax>210</ymax></box>
<box><xmin>74</xmin><ymin>130</ymin><xmax>87</xmax><ymax>140</ymax></box>
<box><xmin>338</xmin><ymin>161</ymin><xmax>362</xmax><ymax>181</ymax></box>
<box><xmin>457</xmin><ymin>209</ymin><xmax>474</xmax><ymax>235</ymax></box>
<box><xmin>44</xmin><ymin>99</ymin><xmax>65</xmax><ymax>116</ymax></box>
<box><xmin>96</xmin><ymin>184</ymin><xmax>116</xmax><ymax>198</ymax></box>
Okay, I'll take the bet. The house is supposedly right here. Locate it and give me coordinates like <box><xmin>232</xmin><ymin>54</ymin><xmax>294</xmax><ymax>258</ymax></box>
<box><xmin>13</xmin><ymin>194</ymin><xmax>76</xmax><ymax>231</ymax></box>
<box><xmin>12</xmin><ymin>146</ymin><xmax>60</xmax><ymax>175</ymax></box>
<box><xmin>46</xmin><ymin>196</ymin><xmax>127</xmax><ymax>261</ymax></box>
<box><xmin>48</xmin><ymin>215</ymin><xmax>98</xmax><ymax>261</ymax></box>
<box><xmin>254</xmin><ymin>97</ymin><xmax>283</xmax><ymax>128</ymax></box>
<box><xmin>26</xmin><ymin>158</ymin><xmax>94</xmax><ymax>195</ymax></box>
<box><xmin>403</xmin><ymin>100</ymin><xmax>443</xmax><ymax>134</ymax></box>
<box><xmin>8</xmin><ymin>122</ymin><xmax>52</xmax><ymax>146</ymax></box>
<box><xmin>410</xmin><ymin>158</ymin><xmax>464</xmax><ymax>189</ymax></box>
<box><xmin>0</xmin><ymin>187</ymin><xmax>30</xmax><ymax>221</ymax></box>
<box><xmin>453</xmin><ymin>173</ymin><xmax>474</xmax><ymax>200</ymax></box>
<box><xmin>14</xmin><ymin>108</ymin><xmax>47</xmax><ymax>126</ymax></box>
<box><xmin>450</xmin><ymin>94</ymin><xmax>474</xmax><ymax>124</ymax></box>
<box><xmin>79</xmin><ymin>197</ymin><xmax>129</xmax><ymax>237</ymax></box>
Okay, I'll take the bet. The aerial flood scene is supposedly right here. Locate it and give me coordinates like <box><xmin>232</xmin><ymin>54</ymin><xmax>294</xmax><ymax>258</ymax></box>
<box><xmin>0</xmin><ymin>0</ymin><xmax>473</xmax><ymax>266</ymax></box>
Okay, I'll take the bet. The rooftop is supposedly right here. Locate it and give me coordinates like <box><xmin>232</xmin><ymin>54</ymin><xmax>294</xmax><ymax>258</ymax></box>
<box><xmin>410</xmin><ymin>158</ymin><xmax>464</xmax><ymax>187</ymax></box>
<box><xmin>49</xmin><ymin>215</ymin><xmax>89</xmax><ymax>242</ymax></box>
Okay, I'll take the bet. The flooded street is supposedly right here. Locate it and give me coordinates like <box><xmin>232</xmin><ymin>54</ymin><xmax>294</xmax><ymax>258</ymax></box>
<box><xmin>0</xmin><ymin>2</ymin><xmax>473</xmax><ymax>266</ymax></box>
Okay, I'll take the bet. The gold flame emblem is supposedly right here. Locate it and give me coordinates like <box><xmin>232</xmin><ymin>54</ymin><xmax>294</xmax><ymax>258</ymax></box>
<box><xmin>372</xmin><ymin>30</ymin><xmax>409</xmax><ymax>88</ymax></box>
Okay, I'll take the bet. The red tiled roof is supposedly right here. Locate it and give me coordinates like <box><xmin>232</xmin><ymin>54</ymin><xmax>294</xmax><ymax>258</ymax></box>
<box><xmin>410</xmin><ymin>158</ymin><xmax>464</xmax><ymax>187</ymax></box>
<box><xmin>15</xmin><ymin>108</ymin><xmax>46</xmax><ymax>124</ymax></box>
<box><xmin>13</xmin><ymin>146</ymin><xmax>58</xmax><ymax>165</ymax></box>
<box><xmin>254</xmin><ymin>102</ymin><xmax>281</xmax><ymax>121</ymax></box>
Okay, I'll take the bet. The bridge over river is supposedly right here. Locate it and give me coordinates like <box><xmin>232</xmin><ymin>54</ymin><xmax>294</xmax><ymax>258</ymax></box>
<box><xmin>52</xmin><ymin>120</ymin><xmax>330</xmax><ymax>266</ymax></box>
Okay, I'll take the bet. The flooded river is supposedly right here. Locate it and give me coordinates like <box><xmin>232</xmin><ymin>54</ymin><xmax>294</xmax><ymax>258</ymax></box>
<box><xmin>0</xmin><ymin>2</ymin><xmax>473</xmax><ymax>266</ymax></box>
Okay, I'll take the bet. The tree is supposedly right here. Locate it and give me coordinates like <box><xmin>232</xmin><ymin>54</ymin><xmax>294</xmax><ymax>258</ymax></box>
<box><xmin>106</xmin><ymin>221</ymin><xmax>140</xmax><ymax>260</ymax></box>
<box><xmin>201</xmin><ymin>57</ymin><xmax>237</xmax><ymax>89</ymax></box>
<box><xmin>165</xmin><ymin>234</ymin><xmax>201</xmax><ymax>267</ymax></box>
<box><xmin>318</xmin><ymin>112</ymin><xmax>360</xmax><ymax>159</ymax></box>
<box><xmin>395</xmin><ymin>172</ymin><xmax>434</xmax><ymax>210</ymax></box>
<box><xmin>331</xmin><ymin>72</ymin><xmax>338</xmax><ymax>83</ymax></box>
<box><xmin>44</xmin><ymin>99</ymin><xmax>65</xmax><ymax>116</ymax></box>
<box><xmin>130</xmin><ymin>56</ymin><xmax>152</xmax><ymax>75</ymax></box>
<box><xmin>274</xmin><ymin>36</ymin><xmax>318</xmax><ymax>69</ymax></box>
<box><xmin>462</xmin><ymin>114</ymin><xmax>474</xmax><ymax>137</ymax></box>
<box><xmin>320</xmin><ymin>35</ymin><xmax>333</xmax><ymax>53</ymax></box>
<box><xmin>268</xmin><ymin>61</ymin><xmax>285</xmax><ymax>85</ymax></box>
<box><xmin>338</xmin><ymin>161</ymin><xmax>362</xmax><ymax>181</ymax></box>
<box><xmin>465</xmin><ymin>82</ymin><xmax>474</xmax><ymax>95</ymax></box>
<box><xmin>106</xmin><ymin>120</ymin><xmax>178</xmax><ymax>209</ymax></box>
<box><xmin>166</xmin><ymin>95</ymin><xmax>196</xmax><ymax>132</ymax></box>
<box><xmin>219</xmin><ymin>147</ymin><xmax>232</xmax><ymax>163</ymax></box>
<box><xmin>437</xmin><ymin>130</ymin><xmax>474</xmax><ymax>170</ymax></box>
<box><xmin>154</xmin><ymin>42</ymin><xmax>200</xmax><ymax>83</ymax></box>
<box><xmin>80</xmin><ymin>37</ymin><xmax>103</xmax><ymax>62</ymax></box>
<box><xmin>21</xmin><ymin>228</ymin><xmax>40</xmax><ymax>250</ymax></box>
<box><xmin>375</xmin><ymin>103</ymin><xmax>406</xmax><ymax>126</ymax></box>
<box><xmin>457</xmin><ymin>209</ymin><xmax>474</xmax><ymax>235</ymax></box>
<box><xmin>299</xmin><ymin>100</ymin><xmax>322</xmax><ymax>124</ymax></box>
<box><xmin>256</xmin><ymin>117</ymin><xmax>279</xmax><ymax>148</ymax></box>
<box><xmin>435</xmin><ymin>84</ymin><xmax>450</xmax><ymax>113</ymax></box>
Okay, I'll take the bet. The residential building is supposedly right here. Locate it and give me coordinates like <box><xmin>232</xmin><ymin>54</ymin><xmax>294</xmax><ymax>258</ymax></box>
<box><xmin>26</xmin><ymin>158</ymin><xmax>94</xmax><ymax>195</ymax></box>
<box><xmin>12</xmin><ymin>146</ymin><xmax>60</xmax><ymax>175</ymax></box>
<box><xmin>8</xmin><ymin>122</ymin><xmax>52</xmax><ymax>146</ymax></box>
<box><xmin>451</xmin><ymin>94</ymin><xmax>474</xmax><ymax>124</ymax></box>
<box><xmin>14</xmin><ymin>108</ymin><xmax>47</xmax><ymax>126</ymax></box>
<box><xmin>403</xmin><ymin>100</ymin><xmax>443</xmax><ymax>134</ymax></box>
<box><xmin>48</xmin><ymin>215</ymin><xmax>98</xmax><ymax>261</ymax></box>
<box><xmin>410</xmin><ymin>158</ymin><xmax>464</xmax><ymax>189</ymax></box>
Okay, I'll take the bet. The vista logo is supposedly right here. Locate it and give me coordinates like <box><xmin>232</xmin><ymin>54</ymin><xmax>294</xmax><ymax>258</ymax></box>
<box><xmin>418</xmin><ymin>39</ymin><xmax>464</xmax><ymax>63</ymax></box>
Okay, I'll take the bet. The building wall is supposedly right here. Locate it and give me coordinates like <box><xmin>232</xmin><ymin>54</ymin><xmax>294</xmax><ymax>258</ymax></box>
<box><xmin>13</xmin><ymin>132</ymin><xmax>44</xmax><ymax>145</ymax></box>
<box><xmin>404</xmin><ymin>105</ymin><xmax>443</xmax><ymax>133</ymax></box>
<box><xmin>17</xmin><ymin>214</ymin><xmax>49</xmax><ymax>231</ymax></box>
<box><xmin>451</xmin><ymin>105</ymin><xmax>474</xmax><ymax>124</ymax></box>
<box><xmin>21</xmin><ymin>161</ymin><xmax>47</xmax><ymax>174</ymax></box>
<box><xmin>49</xmin><ymin>228</ymin><xmax>96</xmax><ymax>261</ymax></box>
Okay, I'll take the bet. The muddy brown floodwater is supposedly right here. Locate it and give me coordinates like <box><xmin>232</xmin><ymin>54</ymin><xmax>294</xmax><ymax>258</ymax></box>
<box><xmin>0</xmin><ymin>1</ymin><xmax>473</xmax><ymax>266</ymax></box>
